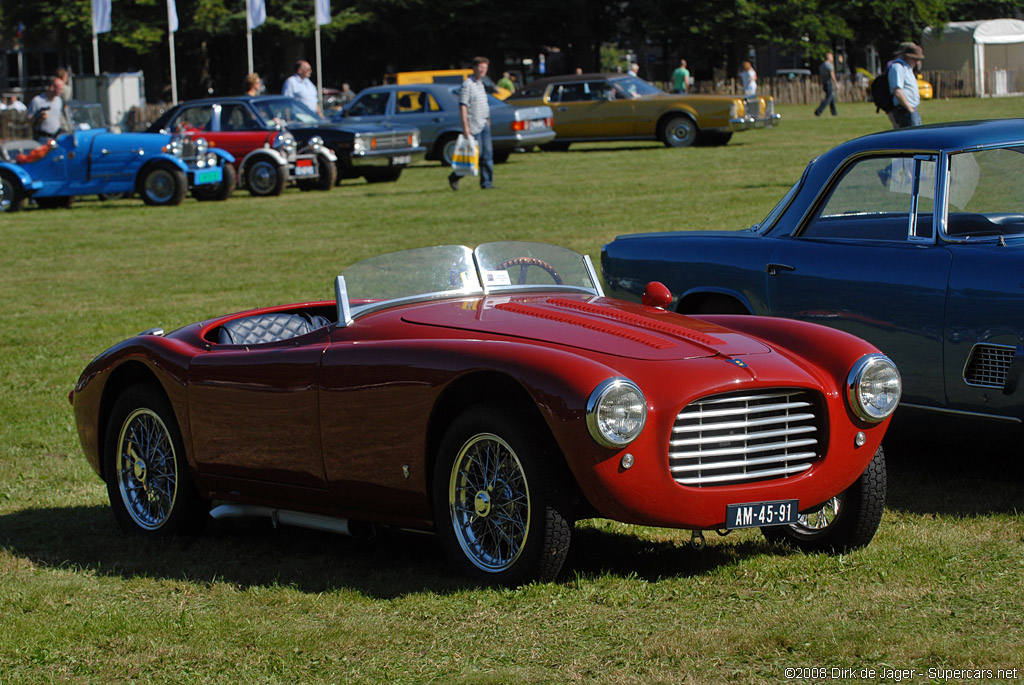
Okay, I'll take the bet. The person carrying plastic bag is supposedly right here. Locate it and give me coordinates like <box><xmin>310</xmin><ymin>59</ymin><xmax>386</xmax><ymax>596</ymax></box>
<box><xmin>448</xmin><ymin>56</ymin><xmax>496</xmax><ymax>190</ymax></box>
<box><xmin>451</xmin><ymin>134</ymin><xmax>479</xmax><ymax>178</ymax></box>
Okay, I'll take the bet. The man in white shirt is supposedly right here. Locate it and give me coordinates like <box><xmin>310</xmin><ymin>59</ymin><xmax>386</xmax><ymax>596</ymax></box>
<box><xmin>27</xmin><ymin>77</ymin><xmax>65</xmax><ymax>143</ymax></box>
<box><xmin>448</xmin><ymin>56</ymin><xmax>495</xmax><ymax>191</ymax></box>
<box><xmin>282</xmin><ymin>60</ymin><xmax>321</xmax><ymax>116</ymax></box>
<box><xmin>888</xmin><ymin>43</ymin><xmax>924</xmax><ymax>129</ymax></box>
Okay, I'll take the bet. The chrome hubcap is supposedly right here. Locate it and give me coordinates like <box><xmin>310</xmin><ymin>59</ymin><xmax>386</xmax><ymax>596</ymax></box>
<box><xmin>116</xmin><ymin>408</ymin><xmax>178</xmax><ymax>530</ymax></box>
<box><xmin>449</xmin><ymin>433</ymin><xmax>530</xmax><ymax>573</ymax></box>
<box><xmin>144</xmin><ymin>170</ymin><xmax>175</xmax><ymax>202</ymax></box>
<box><xmin>794</xmin><ymin>496</ymin><xmax>841</xmax><ymax>533</ymax></box>
<box><xmin>248</xmin><ymin>161</ymin><xmax>277</xmax><ymax>194</ymax></box>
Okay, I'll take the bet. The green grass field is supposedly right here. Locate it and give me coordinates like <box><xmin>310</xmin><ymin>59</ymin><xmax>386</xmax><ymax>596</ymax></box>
<box><xmin>2</xmin><ymin>99</ymin><xmax>1023</xmax><ymax>683</ymax></box>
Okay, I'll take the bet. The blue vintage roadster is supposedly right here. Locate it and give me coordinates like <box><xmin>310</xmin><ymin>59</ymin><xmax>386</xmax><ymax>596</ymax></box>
<box><xmin>0</xmin><ymin>128</ymin><xmax>235</xmax><ymax>211</ymax></box>
<box><xmin>602</xmin><ymin>119</ymin><xmax>1024</xmax><ymax>443</ymax></box>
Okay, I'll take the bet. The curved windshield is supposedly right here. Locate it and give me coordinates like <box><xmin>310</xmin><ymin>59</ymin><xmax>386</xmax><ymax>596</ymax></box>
<box><xmin>252</xmin><ymin>97</ymin><xmax>323</xmax><ymax>126</ymax></box>
<box><xmin>338</xmin><ymin>242</ymin><xmax>600</xmax><ymax>322</ymax></box>
<box><xmin>610</xmin><ymin>75</ymin><xmax>664</xmax><ymax>98</ymax></box>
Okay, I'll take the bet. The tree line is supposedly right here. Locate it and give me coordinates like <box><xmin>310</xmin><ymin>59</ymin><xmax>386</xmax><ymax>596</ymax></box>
<box><xmin>2</xmin><ymin>0</ymin><xmax>1022</xmax><ymax>101</ymax></box>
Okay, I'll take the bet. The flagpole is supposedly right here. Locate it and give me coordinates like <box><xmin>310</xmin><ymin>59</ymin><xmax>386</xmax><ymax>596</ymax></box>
<box><xmin>315</xmin><ymin>25</ymin><xmax>323</xmax><ymax>113</ymax></box>
<box><xmin>246</xmin><ymin>1</ymin><xmax>254</xmax><ymax>75</ymax></box>
<box><xmin>93</xmin><ymin>31</ymin><xmax>100</xmax><ymax>75</ymax></box>
<box><xmin>168</xmin><ymin>33</ymin><xmax>178</xmax><ymax>105</ymax></box>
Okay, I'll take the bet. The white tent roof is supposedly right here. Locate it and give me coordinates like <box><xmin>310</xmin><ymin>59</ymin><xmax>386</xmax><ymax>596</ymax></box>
<box><xmin>923</xmin><ymin>19</ymin><xmax>1024</xmax><ymax>45</ymax></box>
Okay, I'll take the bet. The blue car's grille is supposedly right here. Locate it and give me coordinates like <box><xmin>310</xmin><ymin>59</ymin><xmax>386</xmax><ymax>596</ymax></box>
<box><xmin>370</xmin><ymin>132</ymin><xmax>411</xmax><ymax>150</ymax></box>
<box><xmin>669</xmin><ymin>389</ymin><xmax>824</xmax><ymax>487</ymax></box>
<box><xmin>964</xmin><ymin>343</ymin><xmax>1016</xmax><ymax>389</ymax></box>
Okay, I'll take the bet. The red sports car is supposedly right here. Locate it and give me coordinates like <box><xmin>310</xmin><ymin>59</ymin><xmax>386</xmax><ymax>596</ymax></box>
<box><xmin>71</xmin><ymin>242</ymin><xmax>900</xmax><ymax>584</ymax></box>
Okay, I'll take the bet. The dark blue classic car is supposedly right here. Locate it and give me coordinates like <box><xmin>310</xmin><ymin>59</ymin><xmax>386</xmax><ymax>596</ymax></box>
<box><xmin>602</xmin><ymin>119</ymin><xmax>1024</xmax><ymax>441</ymax></box>
<box><xmin>0</xmin><ymin>128</ymin><xmax>235</xmax><ymax>211</ymax></box>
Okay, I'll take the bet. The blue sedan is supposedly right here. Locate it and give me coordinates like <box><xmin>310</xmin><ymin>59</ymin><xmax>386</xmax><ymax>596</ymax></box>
<box><xmin>602</xmin><ymin>119</ymin><xmax>1024</xmax><ymax>441</ymax></box>
<box><xmin>334</xmin><ymin>83</ymin><xmax>555</xmax><ymax>165</ymax></box>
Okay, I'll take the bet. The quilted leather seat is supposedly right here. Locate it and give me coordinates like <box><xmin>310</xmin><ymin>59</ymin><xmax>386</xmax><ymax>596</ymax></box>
<box><xmin>218</xmin><ymin>313</ymin><xmax>330</xmax><ymax>345</ymax></box>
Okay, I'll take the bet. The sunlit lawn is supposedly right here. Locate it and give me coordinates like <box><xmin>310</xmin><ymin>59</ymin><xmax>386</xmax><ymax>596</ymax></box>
<box><xmin>1</xmin><ymin>98</ymin><xmax>1022</xmax><ymax>683</ymax></box>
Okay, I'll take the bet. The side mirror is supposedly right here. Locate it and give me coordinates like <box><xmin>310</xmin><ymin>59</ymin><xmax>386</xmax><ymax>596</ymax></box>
<box><xmin>641</xmin><ymin>281</ymin><xmax>672</xmax><ymax>310</ymax></box>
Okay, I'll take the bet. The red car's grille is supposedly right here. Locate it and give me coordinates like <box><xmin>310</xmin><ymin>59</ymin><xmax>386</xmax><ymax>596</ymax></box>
<box><xmin>669</xmin><ymin>389</ymin><xmax>824</xmax><ymax>487</ymax></box>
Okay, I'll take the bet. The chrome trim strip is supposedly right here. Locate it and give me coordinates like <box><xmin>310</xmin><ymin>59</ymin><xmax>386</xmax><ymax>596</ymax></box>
<box><xmin>334</xmin><ymin>275</ymin><xmax>352</xmax><ymax>327</ymax></box>
<box><xmin>898</xmin><ymin>402</ymin><xmax>1022</xmax><ymax>424</ymax></box>
<box><xmin>674</xmin><ymin>463</ymin><xmax>812</xmax><ymax>485</ymax></box>
<box><xmin>669</xmin><ymin>437</ymin><xmax>818</xmax><ymax>459</ymax></box>
<box><xmin>670</xmin><ymin>451</ymin><xmax>819</xmax><ymax>473</ymax></box>
<box><xmin>583</xmin><ymin>254</ymin><xmax>604</xmax><ymax>297</ymax></box>
<box><xmin>672</xmin><ymin>412</ymin><xmax>815</xmax><ymax>435</ymax></box>
<box><xmin>670</xmin><ymin>423</ymin><xmax>817</xmax><ymax>446</ymax></box>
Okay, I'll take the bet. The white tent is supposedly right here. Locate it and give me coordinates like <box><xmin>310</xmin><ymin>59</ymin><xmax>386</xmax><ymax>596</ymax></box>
<box><xmin>921</xmin><ymin>19</ymin><xmax>1024</xmax><ymax>96</ymax></box>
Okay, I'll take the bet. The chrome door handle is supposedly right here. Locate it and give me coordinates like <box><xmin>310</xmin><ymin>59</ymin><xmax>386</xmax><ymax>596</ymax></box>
<box><xmin>765</xmin><ymin>263</ymin><xmax>795</xmax><ymax>275</ymax></box>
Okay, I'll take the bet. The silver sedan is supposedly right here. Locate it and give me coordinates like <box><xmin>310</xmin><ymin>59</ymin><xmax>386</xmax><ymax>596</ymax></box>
<box><xmin>334</xmin><ymin>83</ymin><xmax>555</xmax><ymax>165</ymax></box>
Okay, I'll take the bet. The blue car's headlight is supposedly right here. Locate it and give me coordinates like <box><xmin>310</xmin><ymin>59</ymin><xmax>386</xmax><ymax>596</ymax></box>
<box><xmin>587</xmin><ymin>378</ymin><xmax>647</xmax><ymax>447</ymax></box>
<box><xmin>847</xmin><ymin>354</ymin><xmax>901</xmax><ymax>422</ymax></box>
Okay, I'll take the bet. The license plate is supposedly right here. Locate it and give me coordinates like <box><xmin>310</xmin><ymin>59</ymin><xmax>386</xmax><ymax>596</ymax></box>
<box><xmin>195</xmin><ymin>168</ymin><xmax>222</xmax><ymax>184</ymax></box>
<box><xmin>726</xmin><ymin>500</ymin><xmax>799</xmax><ymax>529</ymax></box>
<box><xmin>390</xmin><ymin>155</ymin><xmax>411</xmax><ymax>165</ymax></box>
<box><xmin>294</xmin><ymin>159</ymin><xmax>315</xmax><ymax>176</ymax></box>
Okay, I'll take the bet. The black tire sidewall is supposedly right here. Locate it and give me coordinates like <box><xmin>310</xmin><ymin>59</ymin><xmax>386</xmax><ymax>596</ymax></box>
<box><xmin>432</xmin><ymin>404</ymin><xmax>570</xmax><ymax>585</ymax></box>
<box><xmin>103</xmin><ymin>384</ymin><xmax>206</xmax><ymax>537</ymax></box>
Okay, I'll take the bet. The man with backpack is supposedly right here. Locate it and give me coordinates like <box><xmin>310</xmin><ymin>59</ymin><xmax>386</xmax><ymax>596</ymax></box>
<box><xmin>887</xmin><ymin>42</ymin><xmax>925</xmax><ymax>129</ymax></box>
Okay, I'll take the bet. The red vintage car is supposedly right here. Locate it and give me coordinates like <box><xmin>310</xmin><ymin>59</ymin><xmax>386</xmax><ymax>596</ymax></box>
<box><xmin>150</xmin><ymin>100</ymin><xmax>337</xmax><ymax>196</ymax></box>
<box><xmin>70</xmin><ymin>242</ymin><xmax>900</xmax><ymax>584</ymax></box>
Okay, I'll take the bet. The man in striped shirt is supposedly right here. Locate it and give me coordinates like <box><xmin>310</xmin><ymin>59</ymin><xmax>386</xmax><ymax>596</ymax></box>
<box><xmin>449</xmin><ymin>56</ymin><xmax>495</xmax><ymax>190</ymax></box>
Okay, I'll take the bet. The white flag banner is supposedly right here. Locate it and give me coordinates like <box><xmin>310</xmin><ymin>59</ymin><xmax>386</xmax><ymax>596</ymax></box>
<box><xmin>315</xmin><ymin>0</ymin><xmax>331</xmax><ymax>26</ymax></box>
<box><xmin>249</xmin><ymin>0</ymin><xmax>266</xmax><ymax>29</ymax></box>
<box><xmin>92</xmin><ymin>0</ymin><xmax>111</xmax><ymax>34</ymax></box>
<box><xmin>168</xmin><ymin>0</ymin><xmax>179</xmax><ymax>33</ymax></box>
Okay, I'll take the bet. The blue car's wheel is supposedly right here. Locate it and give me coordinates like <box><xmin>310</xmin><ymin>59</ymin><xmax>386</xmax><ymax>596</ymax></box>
<box><xmin>194</xmin><ymin>162</ymin><xmax>237</xmax><ymax>202</ymax></box>
<box><xmin>0</xmin><ymin>170</ymin><xmax>25</xmax><ymax>213</ymax></box>
<box><xmin>139</xmin><ymin>161</ymin><xmax>187</xmax><ymax>206</ymax></box>
<box><xmin>104</xmin><ymin>385</ymin><xmax>206</xmax><ymax>536</ymax></box>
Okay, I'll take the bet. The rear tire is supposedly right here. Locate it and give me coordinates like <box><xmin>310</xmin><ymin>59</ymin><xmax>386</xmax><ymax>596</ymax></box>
<box><xmin>34</xmin><ymin>196</ymin><xmax>75</xmax><ymax>209</ymax></box>
<box><xmin>0</xmin><ymin>170</ymin><xmax>25</xmax><ymax>212</ymax></box>
<box><xmin>762</xmin><ymin>446</ymin><xmax>886</xmax><ymax>553</ymax></box>
<box><xmin>493</xmin><ymin>149</ymin><xmax>512</xmax><ymax>164</ymax></box>
<box><xmin>104</xmin><ymin>385</ymin><xmax>207</xmax><ymax>537</ymax></box>
<box><xmin>433</xmin><ymin>405</ymin><xmax>572</xmax><ymax>585</ymax></box>
<box><xmin>296</xmin><ymin>153</ymin><xmax>337</xmax><ymax>191</ymax></box>
<box><xmin>193</xmin><ymin>163</ymin><xmax>237</xmax><ymax>202</ymax></box>
<box><xmin>438</xmin><ymin>135</ymin><xmax>459</xmax><ymax>166</ymax></box>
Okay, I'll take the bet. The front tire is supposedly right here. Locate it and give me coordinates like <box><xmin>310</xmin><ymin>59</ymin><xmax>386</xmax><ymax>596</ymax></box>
<box><xmin>661</xmin><ymin>115</ymin><xmax>698</xmax><ymax>148</ymax></box>
<box><xmin>245</xmin><ymin>157</ymin><xmax>286</xmax><ymax>197</ymax></box>
<box><xmin>193</xmin><ymin>163</ymin><xmax>237</xmax><ymax>202</ymax></box>
<box><xmin>763</xmin><ymin>446</ymin><xmax>886</xmax><ymax>553</ymax></box>
<box><xmin>104</xmin><ymin>385</ymin><xmax>207</xmax><ymax>536</ymax></box>
<box><xmin>363</xmin><ymin>168</ymin><xmax>402</xmax><ymax>184</ymax></box>
<box><xmin>139</xmin><ymin>162</ymin><xmax>187</xmax><ymax>206</ymax></box>
<box><xmin>433</xmin><ymin>405</ymin><xmax>572</xmax><ymax>585</ymax></box>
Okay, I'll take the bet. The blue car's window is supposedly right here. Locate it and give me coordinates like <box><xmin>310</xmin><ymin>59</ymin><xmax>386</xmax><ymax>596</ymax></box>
<box><xmin>802</xmin><ymin>156</ymin><xmax>935</xmax><ymax>242</ymax></box>
<box><xmin>945</xmin><ymin>147</ymin><xmax>1024</xmax><ymax>238</ymax></box>
<box><xmin>347</xmin><ymin>92</ymin><xmax>390</xmax><ymax>117</ymax></box>
<box><xmin>394</xmin><ymin>91</ymin><xmax>440</xmax><ymax>114</ymax></box>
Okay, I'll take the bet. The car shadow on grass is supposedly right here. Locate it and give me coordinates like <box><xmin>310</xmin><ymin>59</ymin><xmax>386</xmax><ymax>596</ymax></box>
<box><xmin>0</xmin><ymin>505</ymin><xmax>773</xmax><ymax>594</ymax></box>
<box><xmin>885</xmin><ymin>437</ymin><xmax>1024</xmax><ymax>517</ymax></box>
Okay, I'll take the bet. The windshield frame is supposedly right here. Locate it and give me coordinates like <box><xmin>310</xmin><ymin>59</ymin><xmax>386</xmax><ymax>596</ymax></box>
<box><xmin>334</xmin><ymin>241</ymin><xmax>603</xmax><ymax>326</ymax></box>
<box><xmin>251</xmin><ymin>96</ymin><xmax>325</xmax><ymax>126</ymax></box>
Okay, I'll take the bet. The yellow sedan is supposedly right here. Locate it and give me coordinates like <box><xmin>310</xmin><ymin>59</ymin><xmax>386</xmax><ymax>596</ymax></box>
<box><xmin>507</xmin><ymin>72</ymin><xmax>780</xmax><ymax>148</ymax></box>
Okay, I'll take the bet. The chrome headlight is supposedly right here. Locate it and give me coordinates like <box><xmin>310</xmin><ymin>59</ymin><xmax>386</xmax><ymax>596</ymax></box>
<box><xmin>195</xmin><ymin>137</ymin><xmax>209</xmax><ymax>156</ymax></box>
<box><xmin>410</xmin><ymin>131</ymin><xmax>420</xmax><ymax>148</ymax></box>
<box><xmin>273</xmin><ymin>131</ymin><xmax>298</xmax><ymax>157</ymax></box>
<box><xmin>587</xmin><ymin>378</ymin><xmax>647</xmax><ymax>447</ymax></box>
<box><xmin>163</xmin><ymin>136</ymin><xmax>184</xmax><ymax>157</ymax></box>
<box><xmin>308</xmin><ymin>135</ymin><xmax>324</xmax><ymax>148</ymax></box>
<box><xmin>847</xmin><ymin>354</ymin><xmax>901</xmax><ymax>422</ymax></box>
<box><xmin>352</xmin><ymin>135</ymin><xmax>368</xmax><ymax>154</ymax></box>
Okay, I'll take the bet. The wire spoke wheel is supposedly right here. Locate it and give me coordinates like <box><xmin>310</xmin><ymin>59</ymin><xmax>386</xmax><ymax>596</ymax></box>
<box><xmin>115</xmin><ymin>408</ymin><xmax>179</xmax><ymax>531</ymax></box>
<box><xmin>790</xmin><ymin>496</ymin><xmax>841</xmax><ymax>537</ymax></box>
<box><xmin>449</xmin><ymin>433</ymin><xmax>531</xmax><ymax>573</ymax></box>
